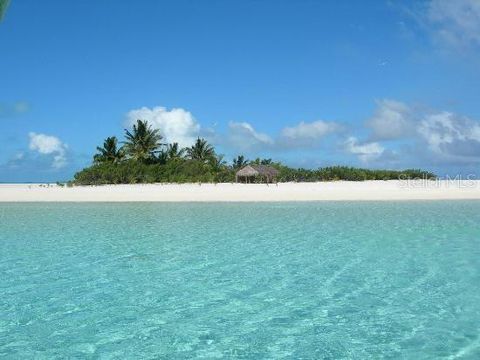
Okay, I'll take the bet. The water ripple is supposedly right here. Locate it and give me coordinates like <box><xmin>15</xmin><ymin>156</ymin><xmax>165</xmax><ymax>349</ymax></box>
<box><xmin>0</xmin><ymin>202</ymin><xmax>479</xmax><ymax>358</ymax></box>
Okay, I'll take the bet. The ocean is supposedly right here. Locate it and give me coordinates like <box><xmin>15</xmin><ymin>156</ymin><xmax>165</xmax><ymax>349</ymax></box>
<box><xmin>1</xmin><ymin>202</ymin><xmax>479</xmax><ymax>358</ymax></box>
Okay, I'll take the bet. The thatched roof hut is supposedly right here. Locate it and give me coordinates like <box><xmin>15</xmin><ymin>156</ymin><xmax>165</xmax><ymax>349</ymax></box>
<box><xmin>236</xmin><ymin>165</ymin><xmax>279</xmax><ymax>183</ymax></box>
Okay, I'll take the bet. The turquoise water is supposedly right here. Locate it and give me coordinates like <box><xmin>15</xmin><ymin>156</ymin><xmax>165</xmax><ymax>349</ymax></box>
<box><xmin>1</xmin><ymin>202</ymin><xmax>479</xmax><ymax>359</ymax></box>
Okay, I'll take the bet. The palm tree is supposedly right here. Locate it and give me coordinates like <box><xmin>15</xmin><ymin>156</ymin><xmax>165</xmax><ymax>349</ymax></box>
<box><xmin>93</xmin><ymin>136</ymin><xmax>124</xmax><ymax>164</ymax></box>
<box><xmin>156</xmin><ymin>150</ymin><xmax>168</xmax><ymax>165</ymax></box>
<box><xmin>232</xmin><ymin>155</ymin><xmax>248</xmax><ymax>169</ymax></box>
<box><xmin>186</xmin><ymin>138</ymin><xmax>215</xmax><ymax>163</ymax></box>
<box><xmin>251</xmin><ymin>157</ymin><xmax>273</xmax><ymax>165</ymax></box>
<box><xmin>166</xmin><ymin>142</ymin><xmax>185</xmax><ymax>160</ymax></box>
<box><xmin>123</xmin><ymin>120</ymin><xmax>163</xmax><ymax>161</ymax></box>
<box><xmin>210</xmin><ymin>154</ymin><xmax>227</xmax><ymax>171</ymax></box>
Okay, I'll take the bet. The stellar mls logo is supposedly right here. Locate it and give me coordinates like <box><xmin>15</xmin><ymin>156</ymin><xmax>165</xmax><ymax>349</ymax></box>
<box><xmin>398</xmin><ymin>174</ymin><xmax>478</xmax><ymax>189</ymax></box>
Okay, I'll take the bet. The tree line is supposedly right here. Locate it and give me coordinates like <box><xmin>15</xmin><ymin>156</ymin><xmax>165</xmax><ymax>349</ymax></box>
<box><xmin>73</xmin><ymin>120</ymin><xmax>436</xmax><ymax>185</ymax></box>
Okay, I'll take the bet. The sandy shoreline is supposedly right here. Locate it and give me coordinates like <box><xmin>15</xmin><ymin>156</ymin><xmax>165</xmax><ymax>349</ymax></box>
<box><xmin>1</xmin><ymin>181</ymin><xmax>480</xmax><ymax>202</ymax></box>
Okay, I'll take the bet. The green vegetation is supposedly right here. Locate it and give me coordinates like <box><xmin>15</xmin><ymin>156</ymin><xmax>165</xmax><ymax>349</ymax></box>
<box><xmin>273</xmin><ymin>165</ymin><xmax>436</xmax><ymax>182</ymax></box>
<box><xmin>232</xmin><ymin>155</ymin><xmax>249</xmax><ymax>169</ymax></box>
<box><xmin>185</xmin><ymin>138</ymin><xmax>215</xmax><ymax>163</ymax></box>
<box><xmin>123</xmin><ymin>120</ymin><xmax>163</xmax><ymax>162</ymax></box>
<box><xmin>94</xmin><ymin>136</ymin><xmax>124</xmax><ymax>164</ymax></box>
<box><xmin>73</xmin><ymin>120</ymin><xmax>436</xmax><ymax>185</ymax></box>
<box><xmin>0</xmin><ymin>0</ymin><xmax>10</xmax><ymax>22</ymax></box>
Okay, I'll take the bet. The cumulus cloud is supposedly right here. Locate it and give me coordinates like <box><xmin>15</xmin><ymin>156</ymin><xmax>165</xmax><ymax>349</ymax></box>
<box><xmin>125</xmin><ymin>106</ymin><xmax>200</xmax><ymax>148</ymax></box>
<box><xmin>28</xmin><ymin>132</ymin><xmax>68</xmax><ymax>169</ymax></box>
<box><xmin>366</xmin><ymin>99</ymin><xmax>413</xmax><ymax>140</ymax></box>
<box><xmin>225</xmin><ymin>119</ymin><xmax>342</xmax><ymax>153</ymax></box>
<box><xmin>425</xmin><ymin>0</ymin><xmax>480</xmax><ymax>50</ymax></box>
<box><xmin>280</xmin><ymin>120</ymin><xmax>341</xmax><ymax>147</ymax></box>
<box><xmin>344</xmin><ymin>137</ymin><xmax>384</xmax><ymax>163</ymax></box>
<box><xmin>227</xmin><ymin>121</ymin><xmax>274</xmax><ymax>151</ymax></box>
<box><xmin>124</xmin><ymin>106</ymin><xmax>343</xmax><ymax>154</ymax></box>
<box><xmin>362</xmin><ymin>98</ymin><xmax>480</xmax><ymax>165</ymax></box>
<box><xmin>418</xmin><ymin>111</ymin><xmax>480</xmax><ymax>162</ymax></box>
<box><xmin>119</xmin><ymin>101</ymin><xmax>480</xmax><ymax>170</ymax></box>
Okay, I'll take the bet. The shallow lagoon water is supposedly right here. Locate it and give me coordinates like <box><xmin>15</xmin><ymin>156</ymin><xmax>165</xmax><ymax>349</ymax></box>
<box><xmin>1</xmin><ymin>202</ymin><xmax>479</xmax><ymax>359</ymax></box>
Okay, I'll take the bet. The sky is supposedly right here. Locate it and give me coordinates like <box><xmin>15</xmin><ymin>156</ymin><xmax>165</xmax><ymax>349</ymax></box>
<box><xmin>1</xmin><ymin>0</ymin><xmax>480</xmax><ymax>182</ymax></box>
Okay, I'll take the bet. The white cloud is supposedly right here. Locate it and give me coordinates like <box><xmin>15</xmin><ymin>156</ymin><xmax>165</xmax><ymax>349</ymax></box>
<box><xmin>280</xmin><ymin>120</ymin><xmax>341</xmax><ymax>147</ymax></box>
<box><xmin>226</xmin><ymin>119</ymin><xmax>342</xmax><ymax>152</ymax></box>
<box><xmin>28</xmin><ymin>132</ymin><xmax>68</xmax><ymax>169</ymax></box>
<box><xmin>121</xmin><ymin>101</ymin><xmax>480</xmax><ymax>169</ymax></box>
<box><xmin>345</xmin><ymin>136</ymin><xmax>384</xmax><ymax>163</ymax></box>
<box><xmin>227</xmin><ymin>121</ymin><xmax>274</xmax><ymax>151</ymax></box>
<box><xmin>125</xmin><ymin>106</ymin><xmax>200</xmax><ymax>148</ymax></box>
<box><xmin>418</xmin><ymin>111</ymin><xmax>480</xmax><ymax>161</ymax></box>
<box><xmin>366</xmin><ymin>99</ymin><xmax>413</xmax><ymax>140</ymax></box>
<box><xmin>362</xmin><ymin>98</ymin><xmax>480</xmax><ymax>165</ymax></box>
<box><xmin>426</xmin><ymin>0</ymin><xmax>480</xmax><ymax>50</ymax></box>
<box><xmin>125</xmin><ymin>106</ymin><xmax>343</xmax><ymax>153</ymax></box>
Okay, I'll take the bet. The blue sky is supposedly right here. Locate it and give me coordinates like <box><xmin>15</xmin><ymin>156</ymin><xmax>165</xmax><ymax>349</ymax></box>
<box><xmin>1</xmin><ymin>0</ymin><xmax>480</xmax><ymax>182</ymax></box>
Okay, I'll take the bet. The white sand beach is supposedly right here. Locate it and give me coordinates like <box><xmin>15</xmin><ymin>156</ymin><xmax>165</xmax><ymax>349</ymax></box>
<box><xmin>1</xmin><ymin>180</ymin><xmax>480</xmax><ymax>202</ymax></box>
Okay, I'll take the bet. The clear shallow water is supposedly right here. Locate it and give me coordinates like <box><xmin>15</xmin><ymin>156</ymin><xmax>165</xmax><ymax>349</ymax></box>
<box><xmin>0</xmin><ymin>202</ymin><xmax>479</xmax><ymax>359</ymax></box>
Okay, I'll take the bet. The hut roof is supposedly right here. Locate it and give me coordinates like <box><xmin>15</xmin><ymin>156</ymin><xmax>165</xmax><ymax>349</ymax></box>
<box><xmin>236</xmin><ymin>165</ymin><xmax>279</xmax><ymax>177</ymax></box>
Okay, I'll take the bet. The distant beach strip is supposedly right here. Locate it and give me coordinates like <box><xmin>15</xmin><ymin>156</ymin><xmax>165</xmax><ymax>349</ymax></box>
<box><xmin>1</xmin><ymin>181</ymin><xmax>480</xmax><ymax>202</ymax></box>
